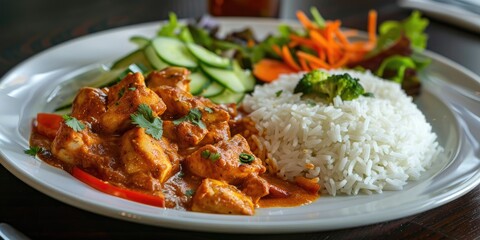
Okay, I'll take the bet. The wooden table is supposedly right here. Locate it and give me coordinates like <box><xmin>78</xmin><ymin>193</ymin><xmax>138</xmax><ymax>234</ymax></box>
<box><xmin>1</xmin><ymin>0</ymin><xmax>479</xmax><ymax>239</ymax></box>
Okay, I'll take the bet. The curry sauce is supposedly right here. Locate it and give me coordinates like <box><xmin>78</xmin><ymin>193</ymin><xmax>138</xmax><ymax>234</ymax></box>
<box><xmin>29</xmin><ymin>67</ymin><xmax>318</xmax><ymax>215</ymax></box>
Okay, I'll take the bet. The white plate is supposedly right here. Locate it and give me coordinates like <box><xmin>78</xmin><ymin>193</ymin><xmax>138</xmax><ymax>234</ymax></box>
<box><xmin>1</xmin><ymin>18</ymin><xmax>480</xmax><ymax>233</ymax></box>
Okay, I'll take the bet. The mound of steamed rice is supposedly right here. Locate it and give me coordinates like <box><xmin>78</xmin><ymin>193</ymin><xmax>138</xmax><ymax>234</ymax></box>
<box><xmin>242</xmin><ymin>70</ymin><xmax>441</xmax><ymax>196</ymax></box>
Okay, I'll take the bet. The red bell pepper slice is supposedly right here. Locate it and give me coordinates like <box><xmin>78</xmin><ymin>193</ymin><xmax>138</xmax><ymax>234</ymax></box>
<box><xmin>36</xmin><ymin>113</ymin><xmax>63</xmax><ymax>139</ymax></box>
<box><xmin>72</xmin><ymin>167</ymin><xmax>165</xmax><ymax>207</ymax></box>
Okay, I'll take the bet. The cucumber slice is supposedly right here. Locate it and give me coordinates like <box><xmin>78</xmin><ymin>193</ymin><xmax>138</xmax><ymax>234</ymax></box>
<box><xmin>186</xmin><ymin>43</ymin><xmax>230</xmax><ymax>69</ymax></box>
<box><xmin>200</xmin><ymin>81</ymin><xmax>224</xmax><ymax>97</ymax></box>
<box><xmin>189</xmin><ymin>71</ymin><xmax>211</xmax><ymax>95</ymax></box>
<box><xmin>144</xmin><ymin>44</ymin><xmax>169</xmax><ymax>70</ymax></box>
<box><xmin>209</xmin><ymin>89</ymin><xmax>245</xmax><ymax>104</ymax></box>
<box><xmin>130</xmin><ymin>36</ymin><xmax>150</xmax><ymax>48</ymax></box>
<box><xmin>200</xmin><ymin>64</ymin><xmax>246</xmax><ymax>93</ymax></box>
<box><xmin>233</xmin><ymin>61</ymin><xmax>256</xmax><ymax>92</ymax></box>
<box><xmin>152</xmin><ymin>37</ymin><xmax>198</xmax><ymax>69</ymax></box>
<box><xmin>111</xmin><ymin>49</ymin><xmax>151</xmax><ymax>70</ymax></box>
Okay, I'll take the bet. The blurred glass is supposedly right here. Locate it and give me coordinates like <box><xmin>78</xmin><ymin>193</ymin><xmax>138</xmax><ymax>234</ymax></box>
<box><xmin>208</xmin><ymin>0</ymin><xmax>280</xmax><ymax>17</ymax></box>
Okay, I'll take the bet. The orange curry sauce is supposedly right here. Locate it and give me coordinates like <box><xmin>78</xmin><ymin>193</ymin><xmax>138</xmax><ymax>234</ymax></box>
<box><xmin>29</xmin><ymin>68</ymin><xmax>318</xmax><ymax>215</ymax></box>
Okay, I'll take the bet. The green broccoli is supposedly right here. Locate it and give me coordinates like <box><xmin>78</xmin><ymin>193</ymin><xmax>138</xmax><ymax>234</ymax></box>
<box><xmin>294</xmin><ymin>70</ymin><xmax>372</xmax><ymax>103</ymax></box>
<box><xmin>293</xmin><ymin>69</ymin><xmax>329</xmax><ymax>94</ymax></box>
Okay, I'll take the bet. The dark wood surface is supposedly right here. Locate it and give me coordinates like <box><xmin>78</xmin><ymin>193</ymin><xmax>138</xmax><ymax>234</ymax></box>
<box><xmin>1</xmin><ymin>1</ymin><xmax>479</xmax><ymax>239</ymax></box>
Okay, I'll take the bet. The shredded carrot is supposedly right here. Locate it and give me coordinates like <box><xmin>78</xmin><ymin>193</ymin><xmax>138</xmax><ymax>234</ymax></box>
<box><xmin>298</xmin><ymin>57</ymin><xmax>311</xmax><ymax>71</ymax></box>
<box><xmin>331</xmin><ymin>53</ymin><xmax>350</xmax><ymax>68</ymax></box>
<box><xmin>260</xmin><ymin>9</ymin><xmax>379</xmax><ymax>82</ymax></box>
<box><xmin>272</xmin><ymin>45</ymin><xmax>282</xmax><ymax>56</ymax></box>
<box><xmin>297</xmin><ymin>51</ymin><xmax>330</xmax><ymax>69</ymax></box>
<box><xmin>253</xmin><ymin>59</ymin><xmax>296</xmax><ymax>83</ymax></box>
<box><xmin>247</xmin><ymin>39</ymin><xmax>255</xmax><ymax>48</ymax></box>
<box><xmin>368</xmin><ymin>10</ymin><xmax>377</xmax><ymax>44</ymax></box>
<box><xmin>296</xmin><ymin>11</ymin><xmax>316</xmax><ymax>30</ymax></box>
<box><xmin>282</xmin><ymin>45</ymin><xmax>301</xmax><ymax>71</ymax></box>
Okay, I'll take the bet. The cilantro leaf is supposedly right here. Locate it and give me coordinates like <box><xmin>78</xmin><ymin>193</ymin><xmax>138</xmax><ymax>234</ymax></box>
<box><xmin>131</xmin><ymin>103</ymin><xmax>163</xmax><ymax>140</ymax></box>
<box><xmin>118</xmin><ymin>87</ymin><xmax>125</xmax><ymax>99</ymax></box>
<box><xmin>185</xmin><ymin>189</ymin><xmax>195</xmax><ymax>197</ymax></box>
<box><xmin>201</xmin><ymin>149</ymin><xmax>220</xmax><ymax>162</ymax></box>
<box><xmin>62</xmin><ymin>115</ymin><xmax>85</xmax><ymax>132</ymax></box>
<box><xmin>204</xmin><ymin>107</ymin><xmax>213</xmax><ymax>113</ymax></box>
<box><xmin>24</xmin><ymin>146</ymin><xmax>43</xmax><ymax>157</ymax></box>
<box><xmin>208</xmin><ymin>152</ymin><xmax>220</xmax><ymax>162</ymax></box>
<box><xmin>275</xmin><ymin>90</ymin><xmax>283</xmax><ymax>97</ymax></box>
<box><xmin>172</xmin><ymin>108</ymin><xmax>206</xmax><ymax>129</ymax></box>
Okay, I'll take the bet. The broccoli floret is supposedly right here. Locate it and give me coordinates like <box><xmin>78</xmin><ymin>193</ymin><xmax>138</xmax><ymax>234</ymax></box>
<box><xmin>294</xmin><ymin>70</ymin><xmax>372</xmax><ymax>103</ymax></box>
<box><xmin>293</xmin><ymin>69</ymin><xmax>329</xmax><ymax>94</ymax></box>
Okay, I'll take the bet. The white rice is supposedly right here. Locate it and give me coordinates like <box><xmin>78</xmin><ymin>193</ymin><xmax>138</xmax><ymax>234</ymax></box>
<box><xmin>242</xmin><ymin>70</ymin><xmax>441</xmax><ymax>196</ymax></box>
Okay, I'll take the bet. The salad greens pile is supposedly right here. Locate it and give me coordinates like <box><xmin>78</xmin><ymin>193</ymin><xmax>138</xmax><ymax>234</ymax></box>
<box><xmin>60</xmin><ymin>9</ymin><xmax>430</xmax><ymax>112</ymax></box>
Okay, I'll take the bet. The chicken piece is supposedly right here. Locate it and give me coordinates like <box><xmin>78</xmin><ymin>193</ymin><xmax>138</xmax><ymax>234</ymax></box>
<box><xmin>106</xmin><ymin>72</ymin><xmax>144</xmax><ymax>104</ymax></box>
<box><xmin>100</xmin><ymin>73</ymin><xmax>166</xmax><ymax>134</ymax></box>
<box><xmin>71</xmin><ymin>87</ymin><xmax>107</xmax><ymax>132</ymax></box>
<box><xmin>51</xmin><ymin>121</ymin><xmax>115</xmax><ymax>175</ymax></box>
<box><xmin>191</xmin><ymin>178</ymin><xmax>254</xmax><ymax>215</ymax></box>
<box><xmin>120</xmin><ymin>127</ymin><xmax>180</xmax><ymax>191</ymax></box>
<box><xmin>146</xmin><ymin>67</ymin><xmax>190</xmax><ymax>92</ymax></box>
<box><xmin>184</xmin><ymin>134</ymin><xmax>266</xmax><ymax>185</ymax></box>
<box><xmin>162</xmin><ymin>120</ymin><xmax>207</xmax><ymax>147</ymax></box>
<box><xmin>241</xmin><ymin>174</ymin><xmax>270</xmax><ymax>204</ymax></box>
<box><xmin>198</xmin><ymin>121</ymin><xmax>230</xmax><ymax>145</ymax></box>
<box><xmin>152</xmin><ymin>86</ymin><xmax>194</xmax><ymax>118</ymax></box>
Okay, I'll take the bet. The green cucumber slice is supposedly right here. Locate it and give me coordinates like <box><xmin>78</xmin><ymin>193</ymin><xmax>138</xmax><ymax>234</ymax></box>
<box><xmin>130</xmin><ymin>36</ymin><xmax>150</xmax><ymax>48</ymax></box>
<box><xmin>200</xmin><ymin>64</ymin><xmax>246</xmax><ymax>93</ymax></box>
<box><xmin>200</xmin><ymin>81</ymin><xmax>224</xmax><ymax>97</ymax></box>
<box><xmin>144</xmin><ymin>44</ymin><xmax>169</xmax><ymax>70</ymax></box>
<box><xmin>186</xmin><ymin>43</ymin><xmax>230</xmax><ymax>69</ymax></box>
<box><xmin>111</xmin><ymin>49</ymin><xmax>151</xmax><ymax>70</ymax></box>
<box><xmin>152</xmin><ymin>37</ymin><xmax>197</xmax><ymax>69</ymax></box>
<box><xmin>209</xmin><ymin>89</ymin><xmax>245</xmax><ymax>104</ymax></box>
<box><xmin>189</xmin><ymin>71</ymin><xmax>211</xmax><ymax>95</ymax></box>
<box><xmin>233</xmin><ymin>61</ymin><xmax>256</xmax><ymax>92</ymax></box>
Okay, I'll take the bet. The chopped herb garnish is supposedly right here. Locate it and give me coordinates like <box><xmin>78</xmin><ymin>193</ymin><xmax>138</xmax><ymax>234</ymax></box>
<box><xmin>201</xmin><ymin>150</ymin><xmax>211</xmax><ymax>159</ymax></box>
<box><xmin>118</xmin><ymin>87</ymin><xmax>125</xmax><ymax>99</ymax></box>
<box><xmin>185</xmin><ymin>189</ymin><xmax>195</xmax><ymax>197</ymax></box>
<box><xmin>306</xmin><ymin>99</ymin><xmax>316</xmax><ymax>107</ymax></box>
<box><xmin>209</xmin><ymin>152</ymin><xmax>221</xmax><ymax>161</ymax></box>
<box><xmin>204</xmin><ymin>107</ymin><xmax>213</xmax><ymax>113</ymax></box>
<box><xmin>173</xmin><ymin>108</ymin><xmax>206</xmax><ymax>129</ymax></box>
<box><xmin>128</xmin><ymin>87</ymin><xmax>136</xmax><ymax>91</ymax></box>
<box><xmin>363</xmin><ymin>92</ymin><xmax>375</xmax><ymax>98</ymax></box>
<box><xmin>275</xmin><ymin>90</ymin><xmax>283</xmax><ymax>97</ymax></box>
<box><xmin>201</xmin><ymin>149</ymin><xmax>220</xmax><ymax>162</ymax></box>
<box><xmin>24</xmin><ymin>146</ymin><xmax>43</xmax><ymax>157</ymax></box>
<box><xmin>62</xmin><ymin>115</ymin><xmax>85</xmax><ymax>132</ymax></box>
<box><xmin>239</xmin><ymin>153</ymin><xmax>255</xmax><ymax>164</ymax></box>
<box><xmin>131</xmin><ymin>103</ymin><xmax>163</xmax><ymax>140</ymax></box>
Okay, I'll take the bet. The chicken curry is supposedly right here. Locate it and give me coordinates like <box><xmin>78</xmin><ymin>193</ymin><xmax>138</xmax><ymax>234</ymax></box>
<box><xmin>29</xmin><ymin>67</ymin><xmax>318</xmax><ymax>215</ymax></box>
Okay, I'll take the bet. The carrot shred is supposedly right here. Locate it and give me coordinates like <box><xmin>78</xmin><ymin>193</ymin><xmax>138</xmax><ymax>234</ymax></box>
<box><xmin>368</xmin><ymin>10</ymin><xmax>377</xmax><ymax>44</ymax></box>
<box><xmin>298</xmin><ymin>56</ymin><xmax>311</xmax><ymax>71</ymax></box>
<box><xmin>296</xmin><ymin>11</ymin><xmax>316</xmax><ymax>30</ymax></box>
<box><xmin>297</xmin><ymin>51</ymin><xmax>330</xmax><ymax>69</ymax></box>
<box><xmin>331</xmin><ymin>53</ymin><xmax>350</xmax><ymax>68</ymax></box>
<box><xmin>264</xmin><ymin>9</ymin><xmax>378</xmax><ymax>73</ymax></box>
<box><xmin>281</xmin><ymin>45</ymin><xmax>301</xmax><ymax>71</ymax></box>
<box><xmin>272</xmin><ymin>45</ymin><xmax>282</xmax><ymax>56</ymax></box>
<box><xmin>253</xmin><ymin>59</ymin><xmax>296</xmax><ymax>83</ymax></box>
